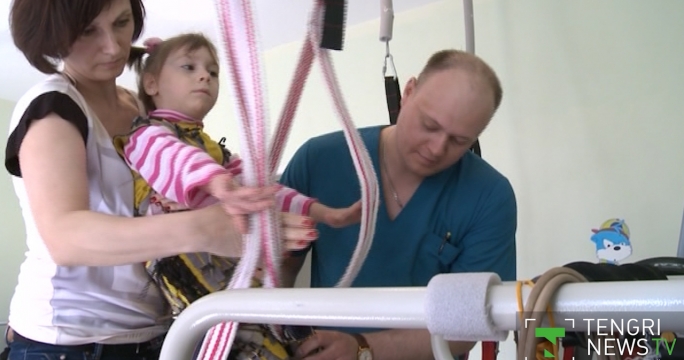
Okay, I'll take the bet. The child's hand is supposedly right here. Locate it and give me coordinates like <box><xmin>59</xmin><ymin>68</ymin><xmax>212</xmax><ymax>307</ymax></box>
<box><xmin>205</xmin><ymin>173</ymin><xmax>278</xmax><ymax>234</ymax></box>
<box><xmin>309</xmin><ymin>200</ymin><xmax>362</xmax><ymax>228</ymax></box>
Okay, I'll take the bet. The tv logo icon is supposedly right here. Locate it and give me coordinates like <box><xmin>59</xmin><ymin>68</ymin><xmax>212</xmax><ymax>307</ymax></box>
<box><xmin>535</xmin><ymin>327</ymin><xmax>566</xmax><ymax>359</ymax></box>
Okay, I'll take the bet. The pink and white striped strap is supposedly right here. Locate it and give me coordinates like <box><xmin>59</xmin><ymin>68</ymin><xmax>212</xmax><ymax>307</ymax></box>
<box><xmin>196</xmin><ymin>1</ymin><xmax>380</xmax><ymax>359</ymax></box>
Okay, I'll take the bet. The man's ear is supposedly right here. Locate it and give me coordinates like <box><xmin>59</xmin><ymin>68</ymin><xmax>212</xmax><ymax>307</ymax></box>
<box><xmin>401</xmin><ymin>76</ymin><xmax>418</xmax><ymax>108</ymax></box>
<box><xmin>142</xmin><ymin>73</ymin><xmax>159</xmax><ymax>96</ymax></box>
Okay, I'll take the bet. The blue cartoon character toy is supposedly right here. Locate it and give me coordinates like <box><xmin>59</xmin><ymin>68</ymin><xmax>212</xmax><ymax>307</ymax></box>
<box><xmin>590</xmin><ymin>218</ymin><xmax>632</xmax><ymax>265</ymax></box>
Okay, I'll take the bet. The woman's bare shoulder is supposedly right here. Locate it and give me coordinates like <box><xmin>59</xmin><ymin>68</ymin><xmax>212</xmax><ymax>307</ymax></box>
<box><xmin>117</xmin><ymin>86</ymin><xmax>144</xmax><ymax>116</ymax></box>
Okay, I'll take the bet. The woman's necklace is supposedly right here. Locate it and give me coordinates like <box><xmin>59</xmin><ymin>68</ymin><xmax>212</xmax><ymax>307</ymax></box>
<box><xmin>380</xmin><ymin>133</ymin><xmax>404</xmax><ymax>209</ymax></box>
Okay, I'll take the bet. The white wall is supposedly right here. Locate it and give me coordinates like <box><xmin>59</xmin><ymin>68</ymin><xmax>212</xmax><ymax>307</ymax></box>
<box><xmin>0</xmin><ymin>98</ymin><xmax>26</xmax><ymax>334</ymax></box>
<box><xmin>1</xmin><ymin>0</ymin><xmax>683</xmax><ymax>358</ymax></box>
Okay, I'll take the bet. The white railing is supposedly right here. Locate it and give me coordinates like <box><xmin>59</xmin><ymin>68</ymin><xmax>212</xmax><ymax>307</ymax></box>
<box><xmin>159</xmin><ymin>273</ymin><xmax>684</xmax><ymax>360</ymax></box>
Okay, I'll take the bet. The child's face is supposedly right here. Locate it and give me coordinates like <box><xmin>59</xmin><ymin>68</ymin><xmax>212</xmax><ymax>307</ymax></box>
<box><xmin>145</xmin><ymin>45</ymin><xmax>219</xmax><ymax>119</ymax></box>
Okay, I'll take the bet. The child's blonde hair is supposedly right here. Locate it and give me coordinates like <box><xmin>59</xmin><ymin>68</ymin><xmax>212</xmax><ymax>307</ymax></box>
<box><xmin>128</xmin><ymin>33</ymin><xmax>220</xmax><ymax>113</ymax></box>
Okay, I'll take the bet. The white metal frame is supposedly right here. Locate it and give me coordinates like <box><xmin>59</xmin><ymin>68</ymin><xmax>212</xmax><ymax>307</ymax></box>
<box><xmin>159</xmin><ymin>275</ymin><xmax>684</xmax><ymax>359</ymax></box>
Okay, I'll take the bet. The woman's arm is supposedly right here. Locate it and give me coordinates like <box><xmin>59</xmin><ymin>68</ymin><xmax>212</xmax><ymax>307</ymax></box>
<box><xmin>20</xmin><ymin>113</ymin><xmax>245</xmax><ymax>266</ymax></box>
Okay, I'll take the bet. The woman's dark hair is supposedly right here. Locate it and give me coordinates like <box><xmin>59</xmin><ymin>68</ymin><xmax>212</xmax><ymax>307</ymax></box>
<box><xmin>10</xmin><ymin>0</ymin><xmax>146</xmax><ymax>74</ymax></box>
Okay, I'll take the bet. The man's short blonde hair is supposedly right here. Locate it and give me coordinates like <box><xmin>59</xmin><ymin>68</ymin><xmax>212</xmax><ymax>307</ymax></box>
<box><xmin>418</xmin><ymin>49</ymin><xmax>503</xmax><ymax>111</ymax></box>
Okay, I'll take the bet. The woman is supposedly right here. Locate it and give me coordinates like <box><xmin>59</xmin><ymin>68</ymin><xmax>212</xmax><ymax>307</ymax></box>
<box><xmin>3</xmin><ymin>0</ymin><xmax>317</xmax><ymax>359</ymax></box>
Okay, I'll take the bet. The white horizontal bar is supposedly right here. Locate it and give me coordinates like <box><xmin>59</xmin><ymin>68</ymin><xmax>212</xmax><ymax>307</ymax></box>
<box><xmin>491</xmin><ymin>278</ymin><xmax>684</xmax><ymax>331</ymax></box>
<box><xmin>182</xmin><ymin>287</ymin><xmax>427</xmax><ymax>327</ymax></box>
<box><xmin>159</xmin><ymin>276</ymin><xmax>684</xmax><ymax>359</ymax></box>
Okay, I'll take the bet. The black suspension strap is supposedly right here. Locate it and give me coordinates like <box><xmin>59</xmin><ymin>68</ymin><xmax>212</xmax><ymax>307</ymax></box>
<box><xmin>383</xmin><ymin>43</ymin><xmax>401</xmax><ymax>125</ymax></box>
<box><xmin>320</xmin><ymin>0</ymin><xmax>347</xmax><ymax>50</ymax></box>
<box><xmin>471</xmin><ymin>139</ymin><xmax>481</xmax><ymax>157</ymax></box>
<box><xmin>379</xmin><ymin>1</ymin><xmax>400</xmax><ymax>126</ymax></box>
<box><xmin>384</xmin><ymin>77</ymin><xmax>401</xmax><ymax>125</ymax></box>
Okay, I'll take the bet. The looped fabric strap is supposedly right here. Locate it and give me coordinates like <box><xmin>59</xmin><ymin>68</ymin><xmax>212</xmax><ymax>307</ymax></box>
<box><xmin>196</xmin><ymin>1</ymin><xmax>380</xmax><ymax>359</ymax></box>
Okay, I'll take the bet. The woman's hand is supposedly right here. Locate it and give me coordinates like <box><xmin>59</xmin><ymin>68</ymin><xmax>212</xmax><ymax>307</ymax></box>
<box><xmin>280</xmin><ymin>212</ymin><xmax>318</xmax><ymax>252</ymax></box>
<box><xmin>205</xmin><ymin>173</ymin><xmax>280</xmax><ymax>234</ymax></box>
<box><xmin>200</xmin><ymin>205</ymin><xmax>318</xmax><ymax>257</ymax></box>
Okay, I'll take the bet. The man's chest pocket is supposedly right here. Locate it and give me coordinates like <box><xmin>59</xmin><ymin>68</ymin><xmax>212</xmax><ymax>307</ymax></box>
<box><xmin>411</xmin><ymin>231</ymin><xmax>463</xmax><ymax>285</ymax></box>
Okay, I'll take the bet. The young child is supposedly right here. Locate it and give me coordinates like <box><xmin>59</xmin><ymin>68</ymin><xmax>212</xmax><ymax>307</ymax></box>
<box><xmin>114</xmin><ymin>33</ymin><xmax>357</xmax><ymax>358</ymax></box>
<box><xmin>118</xmin><ymin>33</ymin><xmax>358</xmax><ymax>237</ymax></box>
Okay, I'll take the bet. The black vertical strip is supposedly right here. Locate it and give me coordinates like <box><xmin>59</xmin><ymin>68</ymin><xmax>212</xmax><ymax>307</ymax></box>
<box><xmin>385</xmin><ymin>76</ymin><xmax>401</xmax><ymax>125</ymax></box>
<box><xmin>471</xmin><ymin>139</ymin><xmax>481</xmax><ymax>157</ymax></box>
<box><xmin>320</xmin><ymin>0</ymin><xmax>347</xmax><ymax>50</ymax></box>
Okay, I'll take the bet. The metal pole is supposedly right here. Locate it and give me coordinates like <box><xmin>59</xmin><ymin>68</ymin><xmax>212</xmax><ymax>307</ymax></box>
<box><xmin>463</xmin><ymin>0</ymin><xmax>475</xmax><ymax>54</ymax></box>
<box><xmin>678</xmin><ymin>207</ymin><xmax>684</xmax><ymax>257</ymax></box>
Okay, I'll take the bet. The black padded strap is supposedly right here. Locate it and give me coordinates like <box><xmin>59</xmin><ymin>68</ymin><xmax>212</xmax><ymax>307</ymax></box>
<box><xmin>471</xmin><ymin>139</ymin><xmax>481</xmax><ymax>157</ymax></box>
<box><xmin>384</xmin><ymin>76</ymin><xmax>401</xmax><ymax>125</ymax></box>
<box><xmin>320</xmin><ymin>0</ymin><xmax>347</xmax><ymax>51</ymax></box>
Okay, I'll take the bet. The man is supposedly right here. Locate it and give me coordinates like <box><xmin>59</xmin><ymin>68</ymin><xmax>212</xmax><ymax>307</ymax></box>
<box><xmin>280</xmin><ymin>49</ymin><xmax>517</xmax><ymax>360</ymax></box>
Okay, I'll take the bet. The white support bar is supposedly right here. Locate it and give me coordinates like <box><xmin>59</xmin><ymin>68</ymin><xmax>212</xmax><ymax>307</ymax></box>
<box><xmin>463</xmin><ymin>0</ymin><xmax>475</xmax><ymax>54</ymax></box>
<box><xmin>159</xmin><ymin>275</ymin><xmax>684</xmax><ymax>360</ymax></box>
<box><xmin>489</xmin><ymin>276</ymin><xmax>684</xmax><ymax>332</ymax></box>
<box><xmin>379</xmin><ymin>0</ymin><xmax>394</xmax><ymax>42</ymax></box>
<box><xmin>678</xmin><ymin>207</ymin><xmax>684</xmax><ymax>257</ymax></box>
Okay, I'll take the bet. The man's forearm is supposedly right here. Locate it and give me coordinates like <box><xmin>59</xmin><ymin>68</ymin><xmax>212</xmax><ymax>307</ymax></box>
<box><xmin>364</xmin><ymin>329</ymin><xmax>475</xmax><ymax>360</ymax></box>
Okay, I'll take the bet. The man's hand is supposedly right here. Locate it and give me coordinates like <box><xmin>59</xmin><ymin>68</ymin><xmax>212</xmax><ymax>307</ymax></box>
<box><xmin>309</xmin><ymin>200</ymin><xmax>362</xmax><ymax>229</ymax></box>
<box><xmin>295</xmin><ymin>330</ymin><xmax>359</xmax><ymax>360</ymax></box>
<box><xmin>293</xmin><ymin>328</ymin><xmax>476</xmax><ymax>360</ymax></box>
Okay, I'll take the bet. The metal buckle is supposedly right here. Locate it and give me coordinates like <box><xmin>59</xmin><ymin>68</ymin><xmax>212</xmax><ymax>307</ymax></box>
<box><xmin>383</xmin><ymin>41</ymin><xmax>398</xmax><ymax>78</ymax></box>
